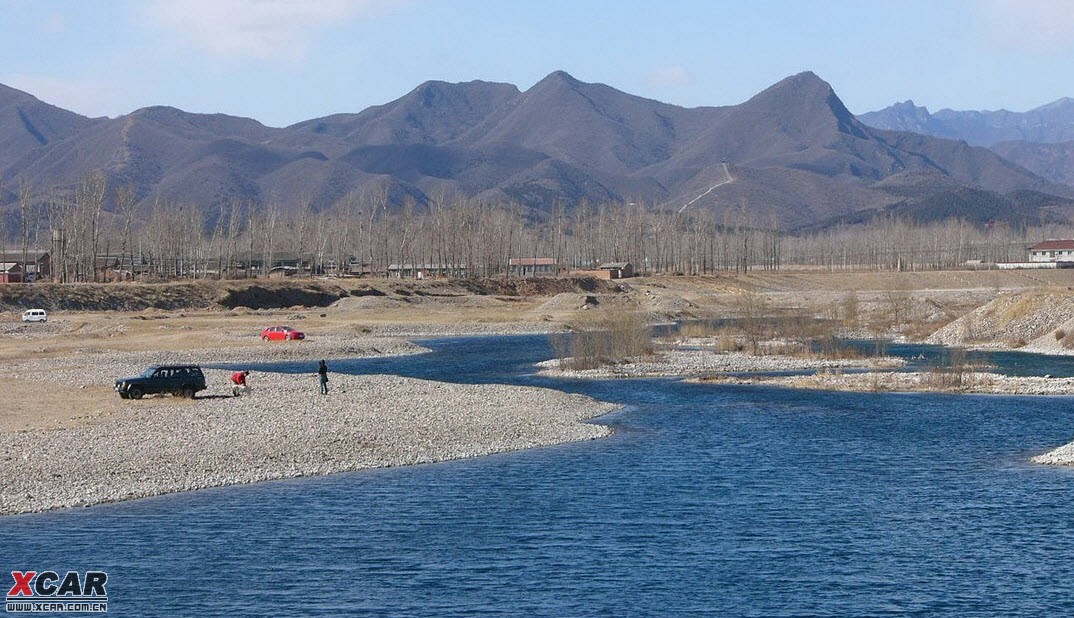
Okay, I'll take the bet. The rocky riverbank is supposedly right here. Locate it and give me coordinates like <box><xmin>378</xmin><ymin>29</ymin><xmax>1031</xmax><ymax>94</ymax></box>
<box><xmin>0</xmin><ymin>372</ymin><xmax>615</xmax><ymax>515</ymax></box>
<box><xmin>1031</xmin><ymin>440</ymin><xmax>1074</xmax><ymax>466</ymax></box>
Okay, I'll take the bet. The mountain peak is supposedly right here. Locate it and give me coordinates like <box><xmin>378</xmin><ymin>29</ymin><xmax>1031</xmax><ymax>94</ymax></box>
<box><xmin>531</xmin><ymin>70</ymin><xmax>582</xmax><ymax>90</ymax></box>
<box><xmin>891</xmin><ymin>99</ymin><xmax>928</xmax><ymax>113</ymax></box>
<box><xmin>737</xmin><ymin>70</ymin><xmax>866</xmax><ymax>140</ymax></box>
<box><xmin>547</xmin><ymin>69</ymin><xmax>578</xmax><ymax>81</ymax></box>
<box><xmin>757</xmin><ymin>71</ymin><xmax>835</xmax><ymax>99</ymax></box>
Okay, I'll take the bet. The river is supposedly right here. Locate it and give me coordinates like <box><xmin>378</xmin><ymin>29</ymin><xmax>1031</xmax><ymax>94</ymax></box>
<box><xmin>3</xmin><ymin>335</ymin><xmax>1074</xmax><ymax>616</ymax></box>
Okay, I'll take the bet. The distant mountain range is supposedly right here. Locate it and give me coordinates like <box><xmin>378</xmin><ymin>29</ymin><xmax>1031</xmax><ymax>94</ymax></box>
<box><xmin>859</xmin><ymin>98</ymin><xmax>1074</xmax><ymax>146</ymax></box>
<box><xmin>2</xmin><ymin>71</ymin><xmax>1072</xmax><ymax>230</ymax></box>
<box><xmin>860</xmin><ymin>99</ymin><xmax>1074</xmax><ymax>188</ymax></box>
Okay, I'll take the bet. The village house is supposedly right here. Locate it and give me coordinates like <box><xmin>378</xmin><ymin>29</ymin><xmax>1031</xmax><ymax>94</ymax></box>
<box><xmin>0</xmin><ymin>262</ymin><xmax>23</xmax><ymax>283</ymax></box>
<box><xmin>387</xmin><ymin>263</ymin><xmax>469</xmax><ymax>279</ymax></box>
<box><xmin>571</xmin><ymin>261</ymin><xmax>635</xmax><ymax>279</ymax></box>
<box><xmin>323</xmin><ymin>257</ymin><xmax>369</xmax><ymax>277</ymax></box>
<box><xmin>508</xmin><ymin>257</ymin><xmax>561</xmax><ymax>278</ymax></box>
<box><xmin>0</xmin><ymin>250</ymin><xmax>51</xmax><ymax>282</ymax></box>
<box><xmin>233</xmin><ymin>251</ymin><xmax>317</xmax><ymax>276</ymax></box>
<box><xmin>599</xmin><ymin>262</ymin><xmax>635</xmax><ymax>279</ymax></box>
<box><xmin>1029</xmin><ymin>240</ymin><xmax>1074</xmax><ymax>263</ymax></box>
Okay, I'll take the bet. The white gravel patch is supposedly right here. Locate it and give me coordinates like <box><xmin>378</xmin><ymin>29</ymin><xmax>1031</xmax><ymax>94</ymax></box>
<box><xmin>1032</xmin><ymin>441</ymin><xmax>1074</xmax><ymax>466</ymax></box>
<box><xmin>537</xmin><ymin>350</ymin><xmax>904</xmax><ymax>379</ymax></box>
<box><xmin>0</xmin><ymin>373</ymin><xmax>616</xmax><ymax>515</ymax></box>
<box><xmin>693</xmin><ymin>370</ymin><xmax>1074</xmax><ymax>396</ymax></box>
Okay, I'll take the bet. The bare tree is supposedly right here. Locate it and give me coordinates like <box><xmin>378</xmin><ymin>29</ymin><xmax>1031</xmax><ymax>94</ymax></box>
<box><xmin>114</xmin><ymin>185</ymin><xmax>137</xmax><ymax>278</ymax></box>
<box><xmin>18</xmin><ymin>178</ymin><xmax>34</xmax><ymax>283</ymax></box>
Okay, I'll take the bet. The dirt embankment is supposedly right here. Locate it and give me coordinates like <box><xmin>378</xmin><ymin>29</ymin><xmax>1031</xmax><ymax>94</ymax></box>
<box><xmin>0</xmin><ymin>277</ymin><xmax>624</xmax><ymax>313</ymax></box>
<box><xmin>0</xmin><ymin>280</ymin><xmax>352</xmax><ymax>312</ymax></box>
<box><xmin>928</xmin><ymin>289</ymin><xmax>1074</xmax><ymax>352</ymax></box>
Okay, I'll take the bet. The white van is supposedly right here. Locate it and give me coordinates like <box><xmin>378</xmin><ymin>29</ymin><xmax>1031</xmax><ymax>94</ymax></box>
<box><xmin>21</xmin><ymin>309</ymin><xmax>47</xmax><ymax>323</ymax></box>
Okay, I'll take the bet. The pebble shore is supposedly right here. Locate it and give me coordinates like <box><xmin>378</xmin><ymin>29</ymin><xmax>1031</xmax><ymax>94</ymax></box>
<box><xmin>536</xmin><ymin>349</ymin><xmax>904</xmax><ymax>379</ymax></box>
<box><xmin>693</xmin><ymin>370</ymin><xmax>1074</xmax><ymax>395</ymax></box>
<box><xmin>0</xmin><ymin>326</ymin><xmax>617</xmax><ymax>516</ymax></box>
<box><xmin>0</xmin><ymin>371</ymin><xmax>615</xmax><ymax>515</ymax></box>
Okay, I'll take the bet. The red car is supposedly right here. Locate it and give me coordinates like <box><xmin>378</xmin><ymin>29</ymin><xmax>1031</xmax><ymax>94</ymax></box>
<box><xmin>261</xmin><ymin>326</ymin><xmax>305</xmax><ymax>341</ymax></box>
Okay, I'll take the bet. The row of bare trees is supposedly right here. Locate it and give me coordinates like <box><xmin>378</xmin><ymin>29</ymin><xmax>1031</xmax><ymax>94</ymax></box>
<box><xmin>0</xmin><ymin>175</ymin><xmax>1069</xmax><ymax>281</ymax></box>
<box><xmin>780</xmin><ymin>216</ymin><xmax>1039</xmax><ymax>271</ymax></box>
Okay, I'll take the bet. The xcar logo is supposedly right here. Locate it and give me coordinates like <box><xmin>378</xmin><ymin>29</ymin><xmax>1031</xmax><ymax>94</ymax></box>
<box><xmin>5</xmin><ymin>571</ymin><xmax>108</xmax><ymax>613</ymax></box>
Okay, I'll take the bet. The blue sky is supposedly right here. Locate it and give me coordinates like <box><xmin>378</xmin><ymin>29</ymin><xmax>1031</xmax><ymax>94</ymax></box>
<box><xmin>2</xmin><ymin>0</ymin><xmax>1073</xmax><ymax>127</ymax></box>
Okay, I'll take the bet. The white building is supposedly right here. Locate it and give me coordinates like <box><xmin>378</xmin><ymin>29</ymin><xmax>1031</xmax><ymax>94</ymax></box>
<box><xmin>1029</xmin><ymin>239</ymin><xmax>1074</xmax><ymax>262</ymax></box>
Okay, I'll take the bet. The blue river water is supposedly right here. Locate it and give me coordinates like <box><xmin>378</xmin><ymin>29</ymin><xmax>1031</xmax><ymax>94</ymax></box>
<box><xmin>5</xmin><ymin>335</ymin><xmax>1074</xmax><ymax>616</ymax></box>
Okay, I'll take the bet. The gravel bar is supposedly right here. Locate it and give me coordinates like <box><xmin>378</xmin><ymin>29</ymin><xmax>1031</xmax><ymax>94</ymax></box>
<box><xmin>536</xmin><ymin>349</ymin><xmax>904</xmax><ymax>379</ymax></box>
<box><xmin>1032</xmin><ymin>441</ymin><xmax>1074</xmax><ymax>466</ymax></box>
<box><xmin>0</xmin><ymin>372</ymin><xmax>616</xmax><ymax>515</ymax></box>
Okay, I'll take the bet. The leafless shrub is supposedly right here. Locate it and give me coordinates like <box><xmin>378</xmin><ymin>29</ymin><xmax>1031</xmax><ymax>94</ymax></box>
<box><xmin>714</xmin><ymin>333</ymin><xmax>745</xmax><ymax>352</ymax></box>
<box><xmin>678</xmin><ymin>321</ymin><xmax>719</xmax><ymax>339</ymax></box>
<box><xmin>904</xmin><ymin>315</ymin><xmax>942</xmax><ymax>341</ymax></box>
<box><xmin>840</xmin><ymin>293</ymin><xmax>860</xmax><ymax>328</ymax></box>
<box><xmin>550</xmin><ymin>309</ymin><xmax>653</xmax><ymax>370</ymax></box>
<box><xmin>758</xmin><ymin>341</ymin><xmax>810</xmax><ymax>356</ymax></box>
<box><xmin>868</xmin><ymin>371</ymin><xmax>883</xmax><ymax>392</ymax></box>
<box><xmin>1056</xmin><ymin>329</ymin><xmax>1066</xmax><ymax>342</ymax></box>
<box><xmin>731</xmin><ymin>292</ymin><xmax>771</xmax><ymax>354</ymax></box>
<box><xmin>549</xmin><ymin>331</ymin><xmax>572</xmax><ymax>364</ymax></box>
<box><xmin>921</xmin><ymin>347</ymin><xmax>990</xmax><ymax>391</ymax></box>
<box><xmin>813</xmin><ymin>338</ymin><xmax>868</xmax><ymax>360</ymax></box>
<box><xmin>882</xmin><ymin>287</ymin><xmax>914</xmax><ymax>325</ymax></box>
<box><xmin>608</xmin><ymin>309</ymin><xmax>654</xmax><ymax>360</ymax></box>
<box><xmin>773</xmin><ymin>313</ymin><xmax>835</xmax><ymax>340</ymax></box>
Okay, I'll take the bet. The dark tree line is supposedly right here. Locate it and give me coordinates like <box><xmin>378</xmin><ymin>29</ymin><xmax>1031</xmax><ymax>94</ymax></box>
<box><xmin>0</xmin><ymin>175</ymin><xmax>1062</xmax><ymax>281</ymax></box>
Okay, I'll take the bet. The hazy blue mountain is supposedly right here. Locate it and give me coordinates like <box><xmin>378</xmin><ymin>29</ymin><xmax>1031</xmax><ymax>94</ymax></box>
<box><xmin>860</xmin><ymin>98</ymin><xmax>1074</xmax><ymax>146</ymax></box>
<box><xmin>990</xmin><ymin>139</ymin><xmax>1074</xmax><ymax>187</ymax></box>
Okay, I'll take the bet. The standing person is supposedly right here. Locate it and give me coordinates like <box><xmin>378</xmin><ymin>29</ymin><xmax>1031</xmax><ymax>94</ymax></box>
<box><xmin>317</xmin><ymin>360</ymin><xmax>329</xmax><ymax>395</ymax></box>
<box><xmin>231</xmin><ymin>370</ymin><xmax>250</xmax><ymax>396</ymax></box>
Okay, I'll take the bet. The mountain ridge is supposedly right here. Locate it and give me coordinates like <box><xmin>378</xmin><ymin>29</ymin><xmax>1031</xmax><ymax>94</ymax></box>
<box><xmin>1</xmin><ymin>71</ymin><xmax>1069</xmax><ymax>230</ymax></box>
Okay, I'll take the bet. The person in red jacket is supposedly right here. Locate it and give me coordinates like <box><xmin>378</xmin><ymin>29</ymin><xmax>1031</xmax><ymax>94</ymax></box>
<box><xmin>231</xmin><ymin>370</ymin><xmax>250</xmax><ymax>396</ymax></box>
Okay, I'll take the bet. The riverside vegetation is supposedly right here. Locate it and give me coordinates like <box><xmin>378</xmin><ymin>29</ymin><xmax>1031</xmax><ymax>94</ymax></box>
<box><xmin>542</xmin><ymin>285</ymin><xmax>1074</xmax><ymax>396</ymax></box>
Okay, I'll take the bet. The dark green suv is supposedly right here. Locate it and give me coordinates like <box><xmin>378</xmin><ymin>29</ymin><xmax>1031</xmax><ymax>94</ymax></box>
<box><xmin>115</xmin><ymin>365</ymin><xmax>207</xmax><ymax>400</ymax></box>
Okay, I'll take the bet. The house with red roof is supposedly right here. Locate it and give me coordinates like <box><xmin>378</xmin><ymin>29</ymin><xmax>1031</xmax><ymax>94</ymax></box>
<box><xmin>1029</xmin><ymin>240</ymin><xmax>1074</xmax><ymax>263</ymax></box>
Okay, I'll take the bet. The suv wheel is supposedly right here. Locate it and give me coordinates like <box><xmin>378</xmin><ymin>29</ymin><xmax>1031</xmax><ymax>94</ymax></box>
<box><xmin>181</xmin><ymin>385</ymin><xmax>196</xmax><ymax>399</ymax></box>
<box><xmin>285</xmin><ymin>333</ymin><xmax>292</xmax><ymax>341</ymax></box>
<box><xmin>262</xmin><ymin>335</ymin><xmax>269</xmax><ymax>341</ymax></box>
<box><xmin>128</xmin><ymin>386</ymin><xmax>144</xmax><ymax>400</ymax></box>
